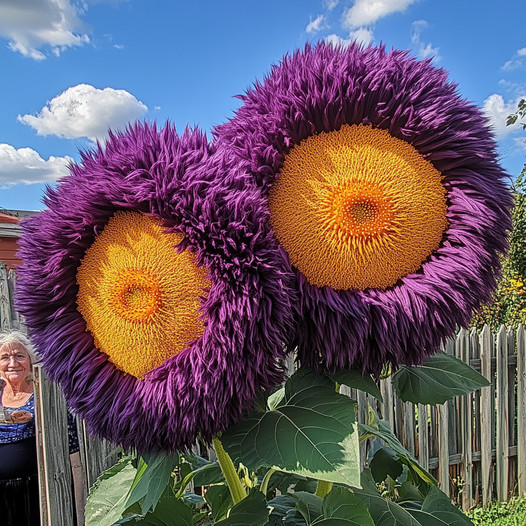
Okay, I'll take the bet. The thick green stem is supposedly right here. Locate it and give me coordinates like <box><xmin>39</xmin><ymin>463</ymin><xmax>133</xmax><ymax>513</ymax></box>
<box><xmin>260</xmin><ymin>468</ymin><xmax>276</xmax><ymax>496</ymax></box>
<box><xmin>212</xmin><ymin>436</ymin><xmax>247</xmax><ymax>504</ymax></box>
<box><xmin>315</xmin><ymin>479</ymin><xmax>333</xmax><ymax>498</ymax></box>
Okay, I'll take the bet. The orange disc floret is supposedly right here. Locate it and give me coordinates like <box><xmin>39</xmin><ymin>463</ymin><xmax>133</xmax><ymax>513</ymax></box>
<box><xmin>76</xmin><ymin>211</ymin><xmax>210</xmax><ymax>378</ymax></box>
<box><xmin>268</xmin><ymin>124</ymin><xmax>448</xmax><ymax>290</ymax></box>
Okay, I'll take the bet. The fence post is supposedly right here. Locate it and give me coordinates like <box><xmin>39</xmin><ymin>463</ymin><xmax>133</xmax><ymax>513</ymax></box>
<box><xmin>417</xmin><ymin>403</ymin><xmax>429</xmax><ymax>472</ymax></box>
<box><xmin>77</xmin><ymin>418</ymin><xmax>120</xmax><ymax>492</ymax></box>
<box><xmin>496</xmin><ymin>325</ymin><xmax>509</xmax><ymax>501</ymax></box>
<box><xmin>459</xmin><ymin>328</ymin><xmax>473</xmax><ymax>510</ymax></box>
<box><xmin>480</xmin><ymin>324</ymin><xmax>493</xmax><ymax>507</ymax></box>
<box><xmin>517</xmin><ymin>325</ymin><xmax>526</xmax><ymax>496</ymax></box>
<box><xmin>0</xmin><ymin>262</ymin><xmax>12</xmax><ymax>330</ymax></box>
<box><xmin>33</xmin><ymin>365</ymin><xmax>76</xmax><ymax>526</ymax></box>
<box><xmin>438</xmin><ymin>401</ymin><xmax>450</xmax><ymax>495</ymax></box>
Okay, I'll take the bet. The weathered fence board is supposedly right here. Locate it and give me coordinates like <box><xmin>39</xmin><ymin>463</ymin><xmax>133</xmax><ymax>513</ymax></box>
<box><xmin>34</xmin><ymin>366</ymin><xmax>76</xmax><ymax>526</ymax></box>
<box><xmin>0</xmin><ymin>261</ymin><xmax>12</xmax><ymax>330</ymax></box>
<box><xmin>496</xmin><ymin>326</ymin><xmax>509</xmax><ymax>501</ymax></box>
<box><xmin>480</xmin><ymin>324</ymin><xmax>494</xmax><ymax>507</ymax></box>
<box><xmin>518</xmin><ymin>325</ymin><xmax>526</xmax><ymax>496</ymax></box>
<box><xmin>460</xmin><ymin>328</ymin><xmax>473</xmax><ymax>510</ymax></box>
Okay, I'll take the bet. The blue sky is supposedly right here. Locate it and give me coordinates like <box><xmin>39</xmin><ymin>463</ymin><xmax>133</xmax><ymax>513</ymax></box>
<box><xmin>1</xmin><ymin>0</ymin><xmax>525</xmax><ymax>212</ymax></box>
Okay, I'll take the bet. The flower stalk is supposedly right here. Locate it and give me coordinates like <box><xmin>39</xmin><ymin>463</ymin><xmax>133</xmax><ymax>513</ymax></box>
<box><xmin>213</xmin><ymin>436</ymin><xmax>247</xmax><ymax>504</ymax></box>
<box><xmin>314</xmin><ymin>479</ymin><xmax>333</xmax><ymax>498</ymax></box>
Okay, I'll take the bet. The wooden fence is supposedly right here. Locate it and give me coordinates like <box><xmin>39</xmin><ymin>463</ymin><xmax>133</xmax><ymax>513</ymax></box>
<box><xmin>2</xmin><ymin>260</ymin><xmax>526</xmax><ymax>518</ymax></box>
<box><xmin>356</xmin><ymin>325</ymin><xmax>526</xmax><ymax>511</ymax></box>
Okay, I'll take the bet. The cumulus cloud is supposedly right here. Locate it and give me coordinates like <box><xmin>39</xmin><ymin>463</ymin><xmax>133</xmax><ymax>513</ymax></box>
<box><xmin>326</xmin><ymin>27</ymin><xmax>373</xmax><ymax>49</ymax></box>
<box><xmin>0</xmin><ymin>144</ymin><xmax>72</xmax><ymax>186</ymax></box>
<box><xmin>18</xmin><ymin>84</ymin><xmax>148</xmax><ymax>141</ymax></box>
<box><xmin>483</xmin><ymin>93</ymin><xmax>526</xmax><ymax>138</ymax></box>
<box><xmin>343</xmin><ymin>0</ymin><xmax>417</xmax><ymax>29</ymax></box>
<box><xmin>306</xmin><ymin>14</ymin><xmax>325</xmax><ymax>34</ymax></box>
<box><xmin>0</xmin><ymin>0</ymin><xmax>89</xmax><ymax>60</ymax></box>
<box><xmin>502</xmin><ymin>47</ymin><xmax>526</xmax><ymax>72</ymax></box>
<box><xmin>349</xmin><ymin>27</ymin><xmax>373</xmax><ymax>46</ymax></box>
<box><xmin>323</xmin><ymin>0</ymin><xmax>339</xmax><ymax>10</ymax></box>
<box><xmin>326</xmin><ymin>33</ymin><xmax>353</xmax><ymax>48</ymax></box>
<box><xmin>411</xmin><ymin>20</ymin><xmax>440</xmax><ymax>62</ymax></box>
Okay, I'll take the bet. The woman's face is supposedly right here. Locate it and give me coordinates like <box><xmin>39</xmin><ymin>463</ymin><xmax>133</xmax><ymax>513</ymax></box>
<box><xmin>0</xmin><ymin>343</ymin><xmax>31</xmax><ymax>385</ymax></box>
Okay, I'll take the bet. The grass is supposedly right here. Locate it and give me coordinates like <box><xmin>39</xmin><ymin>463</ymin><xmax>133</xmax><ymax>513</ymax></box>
<box><xmin>467</xmin><ymin>495</ymin><xmax>526</xmax><ymax>526</ymax></box>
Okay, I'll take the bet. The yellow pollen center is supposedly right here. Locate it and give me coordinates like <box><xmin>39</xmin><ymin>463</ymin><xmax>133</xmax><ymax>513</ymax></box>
<box><xmin>111</xmin><ymin>270</ymin><xmax>161</xmax><ymax>321</ymax></box>
<box><xmin>268</xmin><ymin>124</ymin><xmax>448</xmax><ymax>290</ymax></box>
<box><xmin>76</xmin><ymin>211</ymin><xmax>211</xmax><ymax>379</ymax></box>
<box><xmin>348</xmin><ymin>200</ymin><xmax>376</xmax><ymax>223</ymax></box>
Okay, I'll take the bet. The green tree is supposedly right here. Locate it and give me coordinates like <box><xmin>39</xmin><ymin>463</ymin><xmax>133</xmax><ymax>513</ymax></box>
<box><xmin>472</xmin><ymin>102</ymin><xmax>526</xmax><ymax>329</ymax></box>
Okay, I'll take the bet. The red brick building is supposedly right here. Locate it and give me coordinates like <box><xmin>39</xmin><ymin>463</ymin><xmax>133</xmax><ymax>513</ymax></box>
<box><xmin>0</xmin><ymin>212</ymin><xmax>21</xmax><ymax>270</ymax></box>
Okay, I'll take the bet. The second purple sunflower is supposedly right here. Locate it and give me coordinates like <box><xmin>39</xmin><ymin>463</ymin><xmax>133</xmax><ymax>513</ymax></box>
<box><xmin>215</xmin><ymin>42</ymin><xmax>513</xmax><ymax>376</ymax></box>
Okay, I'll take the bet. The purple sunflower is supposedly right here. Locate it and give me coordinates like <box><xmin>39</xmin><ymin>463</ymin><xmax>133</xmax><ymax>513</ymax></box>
<box><xmin>16</xmin><ymin>122</ymin><xmax>294</xmax><ymax>452</ymax></box>
<box><xmin>214</xmin><ymin>42</ymin><xmax>513</xmax><ymax>376</ymax></box>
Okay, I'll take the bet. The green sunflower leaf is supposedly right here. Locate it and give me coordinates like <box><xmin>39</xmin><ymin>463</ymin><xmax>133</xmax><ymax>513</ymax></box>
<box><xmin>320</xmin><ymin>487</ymin><xmax>374</xmax><ymax>525</ymax></box>
<box><xmin>115</xmin><ymin>496</ymin><xmax>193</xmax><ymax>525</ymax></box>
<box><xmin>215</xmin><ymin>489</ymin><xmax>269</xmax><ymax>525</ymax></box>
<box><xmin>205</xmin><ymin>484</ymin><xmax>233</xmax><ymax>522</ymax></box>
<box><xmin>85</xmin><ymin>457</ymin><xmax>138</xmax><ymax>526</ymax></box>
<box><xmin>294</xmin><ymin>492</ymin><xmax>323</xmax><ymax>524</ymax></box>
<box><xmin>353</xmin><ymin>469</ymin><xmax>422</xmax><ymax>526</ymax></box>
<box><xmin>330</xmin><ymin>369</ymin><xmax>383</xmax><ymax>401</ymax></box>
<box><xmin>125</xmin><ymin>451</ymin><xmax>179</xmax><ymax>514</ymax></box>
<box><xmin>369</xmin><ymin>446</ymin><xmax>403</xmax><ymax>483</ymax></box>
<box><xmin>267</xmin><ymin>495</ymin><xmax>298</xmax><ymax>526</ymax></box>
<box><xmin>359</xmin><ymin>416</ymin><xmax>436</xmax><ymax>486</ymax></box>
<box><xmin>392</xmin><ymin>352</ymin><xmax>490</xmax><ymax>405</ymax></box>
<box><xmin>420</xmin><ymin>486</ymin><xmax>474</xmax><ymax>525</ymax></box>
<box><xmin>221</xmin><ymin>367</ymin><xmax>360</xmax><ymax>487</ymax></box>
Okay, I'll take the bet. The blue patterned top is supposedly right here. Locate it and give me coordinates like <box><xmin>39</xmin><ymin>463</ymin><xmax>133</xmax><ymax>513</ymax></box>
<box><xmin>0</xmin><ymin>392</ymin><xmax>79</xmax><ymax>452</ymax></box>
<box><xmin>0</xmin><ymin>393</ymin><xmax>35</xmax><ymax>443</ymax></box>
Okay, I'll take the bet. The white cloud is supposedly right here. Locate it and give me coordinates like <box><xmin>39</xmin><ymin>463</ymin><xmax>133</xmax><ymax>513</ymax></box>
<box><xmin>502</xmin><ymin>47</ymin><xmax>526</xmax><ymax>71</ymax></box>
<box><xmin>325</xmin><ymin>27</ymin><xmax>373</xmax><ymax>49</ymax></box>
<box><xmin>343</xmin><ymin>0</ymin><xmax>417</xmax><ymax>29</ymax></box>
<box><xmin>0</xmin><ymin>144</ymin><xmax>72</xmax><ymax>186</ymax></box>
<box><xmin>306</xmin><ymin>14</ymin><xmax>325</xmax><ymax>34</ymax></box>
<box><xmin>411</xmin><ymin>20</ymin><xmax>440</xmax><ymax>62</ymax></box>
<box><xmin>350</xmin><ymin>27</ymin><xmax>373</xmax><ymax>46</ymax></box>
<box><xmin>483</xmin><ymin>93</ymin><xmax>526</xmax><ymax>138</ymax></box>
<box><xmin>513</xmin><ymin>136</ymin><xmax>526</xmax><ymax>152</ymax></box>
<box><xmin>18</xmin><ymin>84</ymin><xmax>148</xmax><ymax>141</ymax></box>
<box><xmin>0</xmin><ymin>0</ymin><xmax>89</xmax><ymax>60</ymax></box>
<box><xmin>323</xmin><ymin>0</ymin><xmax>339</xmax><ymax>10</ymax></box>
<box><xmin>325</xmin><ymin>34</ymin><xmax>353</xmax><ymax>48</ymax></box>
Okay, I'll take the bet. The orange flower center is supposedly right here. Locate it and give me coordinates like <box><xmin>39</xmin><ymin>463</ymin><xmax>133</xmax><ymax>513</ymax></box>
<box><xmin>76</xmin><ymin>211</ymin><xmax>210</xmax><ymax>379</ymax></box>
<box><xmin>110</xmin><ymin>270</ymin><xmax>161</xmax><ymax>321</ymax></box>
<box><xmin>268</xmin><ymin>124</ymin><xmax>448</xmax><ymax>290</ymax></box>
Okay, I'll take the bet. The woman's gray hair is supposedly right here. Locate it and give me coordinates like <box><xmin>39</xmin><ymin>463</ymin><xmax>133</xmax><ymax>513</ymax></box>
<box><xmin>0</xmin><ymin>330</ymin><xmax>38</xmax><ymax>366</ymax></box>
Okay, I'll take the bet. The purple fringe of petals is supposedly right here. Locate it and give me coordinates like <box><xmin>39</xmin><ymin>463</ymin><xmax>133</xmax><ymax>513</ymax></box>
<box><xmin>214</xmin><ymin>42</ymin><xmax>513</xmax><ymax>376</ymax></box>
<box><xmin>16</xmin><ymin>122</ymin><xmax>295</xmax><ymax>452</ymax></box>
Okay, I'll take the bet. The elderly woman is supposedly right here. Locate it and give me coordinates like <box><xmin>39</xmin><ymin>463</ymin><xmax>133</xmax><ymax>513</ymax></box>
<box><xmin>0</xmin><ymin>331</ymin><xmax>40</xmax><ymax>525</ymax></box>
<box><xmin>0</xmin><ymin>331</ymin><xmax>81</xmax><ymax>526</ymax></box>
